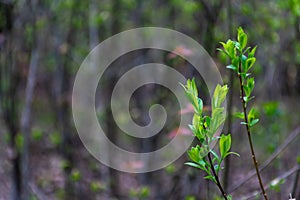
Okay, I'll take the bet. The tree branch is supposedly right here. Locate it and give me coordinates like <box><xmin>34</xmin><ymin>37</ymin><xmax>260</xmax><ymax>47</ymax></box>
<box><xmin>229</xmin><ymin>125</ymin><xmax>300</xmax><ymax>193</ymax></box>
<box><xmin>237</xmin><ymin>61</ymin><xmax>268</xmax><ymax>200</ymax></box>
<box><xmin>208</xmin><ymin>152</ymin><xmax>228</xmax><ymax>200</ymax></box>
<box><xmin>238</xmin><ymin>165</ymin><xmax>300</xmax><ymax>200</ymax></box>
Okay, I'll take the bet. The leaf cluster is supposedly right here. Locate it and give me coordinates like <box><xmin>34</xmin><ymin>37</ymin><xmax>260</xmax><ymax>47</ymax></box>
<box><xmin>181</xmin><ymin>79</ymin><xmax>239</xmax><ymax>184</ymax></box>
<box><xmin>219</xmin><ymin>27</ymin><xmax>259</xmax><ymax>128</ymax></box>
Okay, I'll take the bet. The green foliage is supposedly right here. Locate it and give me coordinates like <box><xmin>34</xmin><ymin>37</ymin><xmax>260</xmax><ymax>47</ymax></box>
<box><xmin>219</xmin><ymin>27</ymin><xmax>260</xmax><ymax>127</ymax></box>
<box><xmin>15</xmin><ymin>133</ymin><xmax>24</xmax><ymax>152</ymax></box>
<box><xmin>90</xmin><ymin>181</ymin><xmax>106</xmax><ymax>193</ymax></box>
<box><xmin>269</xmin><ymin>178</ymin><xmax>285</xmax><ymax>192</ymax></box>
<box><xmin>129</xmin><ymin>186</ymin><xmax>151</xmax><ymax>199</ymax></box>
<box><xmin>182</xmin><ymin>79</ymin><xmax>239</xmax><ymax>196</ymax></box>
<box><xmin>70</xmin><ymin>169</ymin><xmax>81</xmax><ymax>182</ymax></box>
<box><xmin>165</xmin><ymin>164</ymin><xmax>176</xmax><ymax>174</ymax></box>
<box><xmin>60</xmin><ymin>160</ymin><xmax>71</xmax><ymax>170</ymax></box>
<box><xmin>213</xmin><ymin>195</ymin><xmax>233</xmax><ymax>200</ymax></box>
<box><xmin>185</xmin><ymin>195</ymin><xmax>196</xmax><ymax>200</ymax></box>
<box><xmin>296</xmin><ymin>156</ymin><xmax>300</xmax><ymax>164</ymax></box>
<box><xmin>31</xmin><ymin>129</ymin><xmax>43</xmax><ymax>141</ymax></box>
<box><xmin>49</xmin><ymin>131</ymin><xmax>62</xmax><ymax>146</ymax></box>
<box><xmin>262</xmin><ymin>101</ymin><xmax>280</xmax><ymax>117</ymax></box>
<box><xmin>220</xmin><ymin>27</ymin><xmax>269</xmax><ymax>200</ymax></box>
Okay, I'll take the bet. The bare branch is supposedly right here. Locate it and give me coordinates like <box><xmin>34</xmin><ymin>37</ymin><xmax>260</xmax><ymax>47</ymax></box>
<box><xmin>229</xmin><ymin>125</ymin><xmax>300</xmax><ymax>193</ymax></box>
<box><xmin>238</xmin><ymin>165</ymin><xmax>300</xmax><ymax>200</ymax></box>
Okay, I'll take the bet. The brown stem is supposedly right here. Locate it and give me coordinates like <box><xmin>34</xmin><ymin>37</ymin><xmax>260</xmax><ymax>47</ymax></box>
<box><xmin>207</xmin><ymin>153</ymin><xmax>228</xmax><ymax>200</ymax></box>
<box><xmin>237</xmin><ymin>62</ymin><xmax>269</xmax><ymax>200</ymax></box>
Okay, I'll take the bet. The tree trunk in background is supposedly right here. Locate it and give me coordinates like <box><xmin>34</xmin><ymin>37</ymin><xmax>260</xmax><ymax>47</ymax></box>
<box><xmin>50</xmin><ymin>2</ymin><xmax>77</xmax><ymax>198</ymax></box>
<box><xmin>195</xmin><ymin>0</ymin><xmax>224</xmax><ymax>55</ymax></box>
<box><xmin>294</xmin><ymin>16</ymin><xmax>300</xmax><ymax>93</ymax></box>
<box><xmin>0</xmin><ymin>2</ymin><xmax>22</xmax><ymax>200</ymax></box>
<box><xmin>20</xmin><ymin>1</ymin><xmax>40</xmax><ymax>199</ymax></box>
<box><xmin>89</xmin><ymin>0</ymin><xmax>112</xmax><ymax>198</ymax></box>
<box><xmin>107</xmin><ymin>0</ymin><xmax>122</xmax><ymax>197</ymax></box>
<box><xmin>57</xmin><ymin>28</ymin><xmax>76</xmax><ymax>200</ymax></box>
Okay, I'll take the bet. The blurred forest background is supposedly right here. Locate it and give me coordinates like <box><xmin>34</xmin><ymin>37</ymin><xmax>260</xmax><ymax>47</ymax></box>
<box><xmin>1</xmin><ymin>0</ymin><xmax>300</xmax><ymax>199</ymax></box>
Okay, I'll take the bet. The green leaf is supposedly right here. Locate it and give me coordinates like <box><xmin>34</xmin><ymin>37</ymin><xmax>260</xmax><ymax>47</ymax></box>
<box><xmin>210</xmin><ymin>150</ymin><xmax>220</xmax><ymax>163</ymax></box>
<box><xmin>197</xmin><ymin>98</ymin><xmax>203</xmax><ymax>115</ymax></box>
<box><xmin>243</xmin><ymin>96</ymin><xmax>255</xmax><ymax>103</ymax></box>
<box><xmin>247</xmin><ymin>77</ymin><xmax>255</xmax><ymax>95</ymax></box>
<box><xmin>199</xmin><ymin>145</ymin><xmax>210</xmax><ymax>158</ymax></box>
<box><xmin>188</xmin><ymin>146</ymin><xmax>201</xmax><ymax>163</ymax></box>
<box><xmin>181</xmin><ymin>79</ymin><xmax>203</xmax><ymax>115</ymax></box>
<box><xmin>185</xmin><ymin>162</ymin><xmax>201</xmax><ymax>169</ymax></box>
<box><xmin>204</xmin><ymin>116</ymin><xmax>211</xmax><ymax>128</ymax></box>
<box><xmin>248</xmin><ymin>107</ymin><xmax>259</xmax><ymax>122</ymax></box>
<box><xmin>244</xmin><ymin>85</ymin><xmax>251</xmax><ymax>98</ymax></box>
<box><xmin>232</xmin><ymin>57</ymin><xmax>239</xmax><ymax>68</ymax></box>
<box><xmin>204</xmin><ymin>175</ymin><xmax>216</xmax><ymax>182</ymax></box>
<box><xmin>227</xmin><ymin>195</ymin><xmax>233</xmax><ymax>200</ymax></box>
<box><xmin>241</xmin><ymin>54</ymin><xmax>247</xmax><ymax>70</ymax></box>
<box><xmin>212</xmin><ymin>84</ymin><xmax>228</xmax><ymax>109</ymax></box>
<box><xmin>233</xmin><ymin>112</ymin><xmax>244</xmax><ymax>119</ymax></box>
<box><xmin>222</xmin><ymin>40</ymin><xmax>235</xmax><ymax>58</ymax></box>
<box><xmin>244</xmin><ymin>77</ymin><xmax>255</xmax><ymax>98</ymax></box>
<box><xmin>249</xmin><ymin>118</ymin><xmax>259</xmax><ymax>127</ymax></box>
<box><xmin>238</xmin><ymin>27</ymin><xmax>247</xmax><ymax>50</ymax></box>
<box><xmin>219</xmin><ymin>134</ymin><xmax>231</xmax><ymax>159</ymax></box>
<box><xmin>249</xmin><ymin>46</ymin><xmax>257</xmax><ymax>58</ymax></box>
<box><xmin>245</xmin><ymin>57</ymin><xmax>256</xmax><ymax>71</ymax></box>
<box><xmin>243</xmin><ymin>46</ymin><xmax>251</xmax><ymax>54</ymax></box>
<box><xmin>296</xmin><ymin>156</ymin><xmax>300</xmax><ymax>164</ymax></box>
<box><xmin>225</xmin><ymin>152</ymin><xmax>240</xmax><ymax>157</ymax></box>
<box><xmin>226</xmin><ymin>64</ymin><xmax>237</xmax><ymax>71</ymax></box>
<box><xmin>233</xmin><ymin>41</ymin><xmax>241</xmax><ymax>51</ymax></box>
<box><xmin>209</xmin><ymin>107</ymin><xmax>226</xmax><ymax>137</ymax></box>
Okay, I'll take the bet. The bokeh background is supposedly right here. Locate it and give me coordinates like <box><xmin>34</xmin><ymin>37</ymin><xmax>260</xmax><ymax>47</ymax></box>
<box><xmin>1</xmin><ymin>0</ymin><xmax>300</xmax><ymax>199</ymax></box>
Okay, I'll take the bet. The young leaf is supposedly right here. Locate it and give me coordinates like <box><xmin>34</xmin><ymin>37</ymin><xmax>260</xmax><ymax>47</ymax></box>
<box><xmin>249</xmin><ymin>46</ymin><xmax>257</xmax><ymax>58</ymax></box>
<box><xmin>249</xmin><ymin>118</ymin><xmax>259</xmax><ymax>127</ymax></box>
<box><xmin>181</xmin><ymin>79</ymin><xmax>200</xmax><ymax>113</ymax></box>
<box><xmin>212</xmin><ymin>84</ymin><xmax>228</xmax><ymax>109</ymax></box>
<box><xmin>185</xmin><ymin>162</ymin><xmax>201</xmax><ymax>169</ymax></box>
<box><xmin>197</xmin><ymin>98</ymin><xmax>203</xmax><ymax>115</ymax></box>
<box><xmin>210</xmin><ymin>150</ymin><xmax>220</xmax><ymax>163</ymax></box>
<box><xmin>233</xmin><ymin>112</ymin><xmax>244</xmax><ymax>119</ymax></box>
<box><xmin>226</xmin><ymin>40</ymin><xmax>235</xmax><ymax>58</ymax></box>
<box><xmin>247</xmin><ymin>77</ymin><xmax>255</xmax><ymax>95</ymax></box>
<box><xmin>226</xmin><ymin>64</ymin><xmax>237</xmax><ymax>71</ymax></box>
<box><xmin>204</xmin><ymin>175</ymin><xmax>216</xmax><ymax>182</ymax></box>
<box><xmin>225</xmin><ymin>152</ymin><xmax>240</xmax><ymax>157</ymax></box>
<box><xmin>209</xmin><ymin>107</ymin><xmax>226</xmax><ymax>137</ymax></box>
<box><xmin>245</xmin><ymin>57</ymin><xmax>256</xmax><ymax>71</ymax></box>
<box><xmin>238</xmin><ymin>27</ymin><xmax>247</xmax><ymax>50</ymax></box>
<box><xmin>241</xmin><ymin>54</ymin><xmax>248</xmax><ymax>71</ymax></box>
<box><xmin>248</xmin><ymin>107</ymin><xmax>259</xmax><ymax>122</ymax></box>
<box><xmin>188</xmin><ymin>146</ymin><xmax>201</xmax><ymax>163</ymax></box>
<box><xmin>219</xmin><ymin>134</ymin><xmax>231</xmax><ymax>159</ymax></box>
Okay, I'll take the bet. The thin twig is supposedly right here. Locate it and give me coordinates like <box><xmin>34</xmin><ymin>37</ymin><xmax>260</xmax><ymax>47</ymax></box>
<box><xmin>208</xmin><ymin>152</ymin><xmax>228</xmax><ymax>200</ymax></box>
<box><xmin>237</xmin><ymin>62</ymin><xmax>268</xmax><ymax>200</ymax></box>
<box><xmin>238</xmin><ymin>165</ymin><xmax>300</xmax><ymax>200</ymax></box>
<box><xmin>229</xmin><ymin>125</ymin><xmax>300</xmax><ymax>193</ymax></box>
<box><xmin>292</xmin><ymin>166</ymin><xmax>300</xmax><ymax>196</ymax></box>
